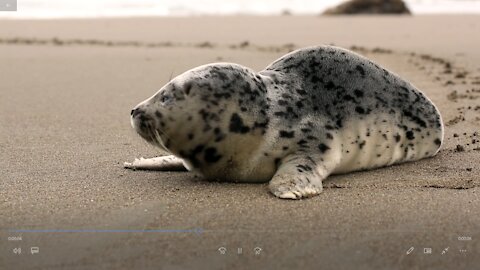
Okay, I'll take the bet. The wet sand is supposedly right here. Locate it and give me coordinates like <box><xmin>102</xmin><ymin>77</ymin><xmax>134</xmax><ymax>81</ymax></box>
<box><xmin>1</xmin><ymin>15</ymin><xmax>479</xmax><ymax>269</ymax></box>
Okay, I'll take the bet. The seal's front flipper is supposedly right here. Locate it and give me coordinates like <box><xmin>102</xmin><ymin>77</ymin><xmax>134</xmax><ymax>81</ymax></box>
<box><xmin>123</xmin><ymin>155</ymin><xmax>187</xmax><ymax>171</ymax></box>
<box><xmin>268</xmin><ymin>155</ymin><xmax>330</xmax><ymax>199</ymax></box>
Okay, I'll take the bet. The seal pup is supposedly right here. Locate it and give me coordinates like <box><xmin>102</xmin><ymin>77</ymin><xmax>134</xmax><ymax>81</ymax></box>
<box><xmin>125</xmin><ymin>45</ymin><xmax>444</xmax><ymax>199</ymax></box>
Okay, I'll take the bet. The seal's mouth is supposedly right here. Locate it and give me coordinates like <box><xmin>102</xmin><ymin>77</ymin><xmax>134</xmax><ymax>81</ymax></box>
<box><xmin>130</xmin><ymin>108</ymin><xmax>170</xmax><ymax>152</ymax></box>
<box><xmin>137</xmin><ymin>124</ymin><xmax>170</xmax><ymax>152</ymax></box>
<box><xmin>151</xmin><ymin>129</ymin><xmax>170</xmax><ymax>152</ymax></box>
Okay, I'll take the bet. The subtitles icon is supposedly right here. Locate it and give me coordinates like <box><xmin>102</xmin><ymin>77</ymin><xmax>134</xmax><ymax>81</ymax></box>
<box><xmin>31</xmin><ymin>247</ymin><xmax>39</xmax><ymax>254</ymax></box>
<box><xmin>424</xmin><ymin>248</ymin><xmax>432</xmax><ymax>254</ymax></box>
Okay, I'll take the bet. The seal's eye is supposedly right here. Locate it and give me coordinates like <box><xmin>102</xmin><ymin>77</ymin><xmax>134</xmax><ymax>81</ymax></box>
<box><xmin>160</xmin><ymin>94</ymin><xmax>173</xmax><ymax>104</ymax></box>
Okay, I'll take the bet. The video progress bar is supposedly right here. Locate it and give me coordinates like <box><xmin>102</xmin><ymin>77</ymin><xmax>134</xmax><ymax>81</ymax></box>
<box><xmin>9</xmin><ymin>228</ymin><xmax>203</xmax><ymax>234</ymax></box>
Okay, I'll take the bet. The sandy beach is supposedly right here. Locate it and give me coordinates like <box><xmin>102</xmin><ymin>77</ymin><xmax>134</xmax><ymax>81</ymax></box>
<box><xmin>1</xmin><ymin>15</ymin><xmax>479</xmax><ymax>269</ymax></box>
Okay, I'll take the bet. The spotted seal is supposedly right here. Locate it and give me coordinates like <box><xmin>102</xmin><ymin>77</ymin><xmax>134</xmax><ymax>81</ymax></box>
<box><xmin>125</xmin><ymin>45</ymin><xmax>444</xmax><ymax>199</ymax></box>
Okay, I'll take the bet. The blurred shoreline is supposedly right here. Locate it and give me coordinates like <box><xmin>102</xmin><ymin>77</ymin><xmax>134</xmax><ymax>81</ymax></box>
<box><xmin>1</xmin><ymin>0</ymin><xmax>480</xmax><ymax>19</ymax></box>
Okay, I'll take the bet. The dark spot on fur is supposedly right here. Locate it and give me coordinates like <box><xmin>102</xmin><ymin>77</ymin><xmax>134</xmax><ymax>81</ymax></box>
<box><xmin>356</xmin><ymin>65</ymin><xmax>365</xmax><ymax>76</ymax></box>
<box><xmin>359</xmin><ymin>141</ymin><xmax>366</xmax><ymax>149</ymax></box>
<box><xmin>184</xmin><ymin>82</ymin><xmax>192</xmax><ymax>95</ymax></box>
<box><xmin>193</xmin><ymin>144</ymin><xmax>204</xmax><ymax>154</ymax></box>
<box><xmin>343</xmin><ymin>95</ymin><xmax>355</xmax><ymax>102</ymax></box>
<box><xmin>355</xmin><ymin>106</ymin><xmax>365</xmax><ymax>114</ymax></box>
<box><xmin>229</xmin><ymin>113</ymin><xmax>250</xmax><ymax>133</ymax></box>
<box><xmin>279</xmin><ymin>130</ymin><xmax>295</xmax><ymax>138</ymax></box>
<box><xmin>354</xmin><ymin>89</ymin><xmax>364</xmax><ymax>97</ymax></box>
<box><xmin>318</xmin><ymin>143</ymin><xmax>330</xmax><ymax>153</ymax></box>
<box><xmin>311</xmin><ymin>75</ymin><xmax>322</xmax><ymax>84</ymax></box>
<box><xmin>336</xmin><ymin>118</ymin><xmax>343</xmax><ymax>128</ymax></box>
<box><xmin>278</xmin><ymin>100</ymin><xmax>288</xmax><ymax>106</ymax></box>
<box><xmin>324</xmin><ymin>81</ymin><xmax>336</xmax><ymax>90</ymax></box>
<box><xmin>296</xmin><ymin>89</ymin><xmax>307</xmax><ymax>95</ymax></box>
<box><xmin>394</xmin><ymin>133</ymin><xmax>401</xmax><ymax>142</ymax></box>
<box><xmin>434</xmin><ymin>138</ymin><xmax>441</xmax><ymax>146</ymax></box>
<box><xmin>406</xmin><ymin>130</ymin><xmax>415</xmax><ymax>140</ymax></box>
<box><xmin>204</xmin><ymin>147</ymin><xmax>222</xmax><ymax>163</ymax></box>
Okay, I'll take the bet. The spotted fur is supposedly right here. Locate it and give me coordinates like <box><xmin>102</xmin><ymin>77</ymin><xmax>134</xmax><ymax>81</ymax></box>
<box><xmin>127</xmin><ymin>45</ymin><xmax>444</xmax><ymax>199</ymax></box>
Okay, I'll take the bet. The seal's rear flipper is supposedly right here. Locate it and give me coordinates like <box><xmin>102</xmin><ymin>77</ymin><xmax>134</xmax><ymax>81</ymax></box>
<box><xmin>124</xmin><ymin>155</ymin><xmax>187</xmax><ymax>171</ymax></box>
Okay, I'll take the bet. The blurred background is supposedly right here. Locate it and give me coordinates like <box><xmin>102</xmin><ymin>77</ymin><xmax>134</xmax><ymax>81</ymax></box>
<box><xmin>1</xmin><ymin>1</ymin><xmax>479</xmax><ymax>269</ymax></box>
<box><xmin>1</xmin><ymin>0</ymin><xmax>480</xmax><ymax>18</ymax></box>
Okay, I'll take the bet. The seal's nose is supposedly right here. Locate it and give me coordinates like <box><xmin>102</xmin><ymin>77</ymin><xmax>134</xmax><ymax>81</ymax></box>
<box><xmin>131</xmin><ymin>108</ymin><xmax>144</xmax><ymax>118</ymax></box>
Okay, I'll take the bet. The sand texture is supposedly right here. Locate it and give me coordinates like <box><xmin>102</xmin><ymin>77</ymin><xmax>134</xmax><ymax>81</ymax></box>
<box><xmin>1</xmin><ymin>15</ymin><xmax>479</xmax><ymax>270</ymax></box>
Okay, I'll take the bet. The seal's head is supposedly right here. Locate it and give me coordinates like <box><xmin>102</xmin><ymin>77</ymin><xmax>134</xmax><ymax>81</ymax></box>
<box><xmin>130</xmin><ymin>63</ymin><xmax>269</xmax><ymax>168</ymax></box>
<box><xmin>130</xmin><ymin>70</ymin><xmax>205</xmax><ymax>152</ymax></box>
